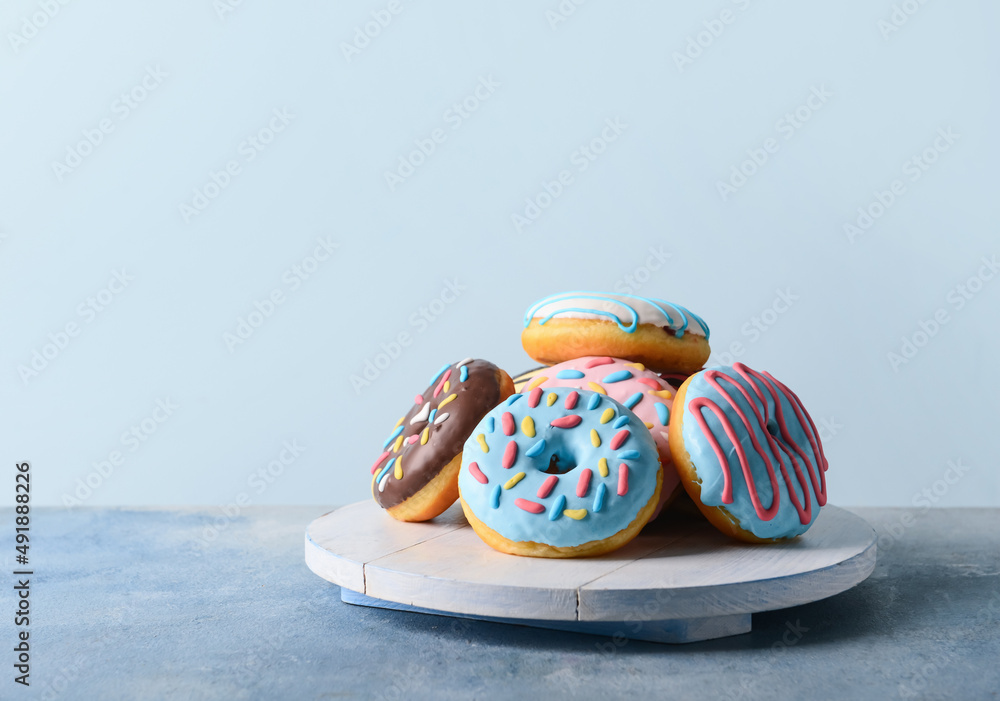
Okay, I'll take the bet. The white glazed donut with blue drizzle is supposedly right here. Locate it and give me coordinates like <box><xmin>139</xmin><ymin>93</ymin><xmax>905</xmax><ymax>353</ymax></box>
<box><xmin>458</xmin><ymin>386</ymin><xmax>663</xmax><ymax>558</ymax></box>
<box><xmin>521</xmin><ymin>291</ymin><xmax>711</xmax><ymax>374</ymax></box>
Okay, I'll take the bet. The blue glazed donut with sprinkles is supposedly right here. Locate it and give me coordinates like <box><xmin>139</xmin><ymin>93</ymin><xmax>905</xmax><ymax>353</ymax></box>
<box><xmin>458</xmin><ymin>386</ymin><xmax>663</xmax><ymax>558</ymax></box>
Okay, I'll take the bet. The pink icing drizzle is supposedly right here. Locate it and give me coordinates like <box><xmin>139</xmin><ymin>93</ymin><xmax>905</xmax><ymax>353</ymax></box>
<box><xmin>432</xmin><ymin>369</ymin><xmax>452</xmax><ymax>398</ymax></box>
<box><xmin>537</xmin><ymin>475</ymin><xmax>558</xmax><ymax>499</ymax></box>
<box><xmin>502</xmin><ymin>441</ymin><xmax>518</xmax><ymax>469</ymax></box>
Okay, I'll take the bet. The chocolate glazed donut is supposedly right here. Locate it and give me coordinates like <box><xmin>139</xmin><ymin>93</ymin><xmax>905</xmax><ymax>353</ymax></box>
<box><xmin>371</xmin><ymin>358</ymin><xmax>514</xmax><ymax>521</ymax></box>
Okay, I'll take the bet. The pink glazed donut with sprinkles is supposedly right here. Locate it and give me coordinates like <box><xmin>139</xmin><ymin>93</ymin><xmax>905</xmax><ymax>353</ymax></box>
<box><xmin>526</xmin><ymin>357</ymin><xmax>686</xmax><ymax>518</ymax></box>
<box><xmin>458</xmin><ymin>386</ymin><xmax>662</xmax><ymax>558</ymax></box>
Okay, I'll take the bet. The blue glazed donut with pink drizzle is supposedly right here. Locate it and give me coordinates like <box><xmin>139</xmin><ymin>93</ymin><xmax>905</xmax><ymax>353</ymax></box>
<box><xmin>668</xmin><ymin>363</ymin><xmax>828</xmax><ymax>542</ymax></box>
<box><xmin>458</xmin><ymin>386</ymin><xmax>662</xmax><ymax>558</ymax></box>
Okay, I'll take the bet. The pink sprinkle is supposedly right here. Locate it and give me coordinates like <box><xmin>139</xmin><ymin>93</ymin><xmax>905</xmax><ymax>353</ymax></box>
<box><xmin>515</xmin><ymin>498</ymin><xmax>545</xmax><ymax>514</ymax></box>
<box><xmin>406</xmin><ymin>434</ymin><xmax>419</xmax><ymax>445</ymax></box>
<box><xmin>370</xmin><ymin>451</ymin><xmax>390</xmax><ymax>475</ymax></box>
<box><xmin>528</xmin><ymin>387</ymin><xmax>542</xmax><ymax>408</ymax></box>
<box><xmin>618</xmin><ymin>464</ymin><xmax>629</xmax><ymax>496</ymax></box>
<box><xmin>537</xmin><ymin>475</ymin><xmax>558</xmax><ymax>499</ymax></box>
<box><xmin>610</xmin><ymin>429</ymin><xmax>630</xmax><ymax>450</ymax></box>
<box><xmin>550</xmin><ymin>415</ymin><xmax>582</xmax><ymax>429</ymax></box>
<box><xmin>564</xmin><ymin>391</ymin><xmax>579</xmax><ymax>410</ymax></box>
<box><xmin>576</xmin><ymin>468</ymin><xmax>592</xmax><ymax>497</ymax></box>
<box><xmin>414</xmin><ymin>394</ymin><xmax>424</xmax><ymax>404</ymax></box>
<box><xmin>636</xmin><ymin>378</ymin><xmax>660</xmax><ymax>389</ymax></box>
<box><xmin>583</xmin><ymin>357</ymin><xmax>614</xmax><ymax>369</ymax></box>
<box><xmin>502</xmin><ymin>441</ymin><xmax>518</xmax><ymax>469</ymax></box>
<box><xmin>433</xmin><ymin>369</ymin><xmax>452</xmax><ymax>398</ymax></box>
<box><xmin>501</xmin><ymin>412</ymin><xmax>515</xmax><ymax>436</ymax></box>
<box><xmin>468</xmin><ymin>461</ymin><xmax>488</xmax><ymax>484</ymax></box>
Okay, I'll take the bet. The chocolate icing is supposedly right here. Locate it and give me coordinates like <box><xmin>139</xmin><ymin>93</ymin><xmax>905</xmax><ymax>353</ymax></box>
<box><xmin>374</xmin><ymin>359</ymin><xmax>505</xmax><ymax>509</ymax></box>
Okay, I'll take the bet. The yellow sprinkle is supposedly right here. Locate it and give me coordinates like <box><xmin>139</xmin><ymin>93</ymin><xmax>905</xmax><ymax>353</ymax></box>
<box><xmin>588</xmin><ymin>382</ymin><xmax>607</xmax><ymax>395</ymax></box>
<box><xmin>649</xmin><ymin>389</ymin><xmax>673</xmax><ymax>399</ymax></box>
<box><xmin>521</xmin><ymin>416</ymin><xmax>535</xmax><ymax>438</ymax></box>
<box><xmin>625</xmin><ymin>362</ymin><xmax>646</xmax><ymax>371</ymax></box>
<box><xmin>476</xmin><ymin>434</ymin><xmax>489</xmax><ymax>453</ymax></box>
<box><xmin>600</xmin><ymin>408</ymin><xmax>615</xmax><ymax>424</ymax></box>
<box><xmin>503</xmin><ymin>472</ymin><xmax>526</xmax><ymax>490</ymax></box>
<box><xmin>645</xmin><ymin>422</ymin><xmax>654</xmax><ymax>429</ymax></box>
<box><xmin>393</xmin><ymin>416</ymin><xmax>405</xmax><ymax>429</ymax></box>
<box><xmin>420</xmin><ymin>427</ymin><xmax>429</xmax><ymax>445</ymax></box>
<box><xmin>598</xmin><ymin>458</ymin><xmax>609</xmax><ymax>477</ymax></box>
<box><xmin>393</xmin><ymin>456</ymin><xmax>402</xmax><ymax>479</ymax></box>
<box><xmin>444</xmin><ymin>380</ymin><xmax>450</xmax><ymax>393</ymax></box>
<box><xmin>563</xmin><ymin>509</ymin><xmax>587</xmax><ymax>520</ymax></box>
<box><xmin>590</xmin><ymin>429</ymin><xmax>601</xmax><ymax>447</ymax></box>
<box><xmin>438</xmin><ymin>393</ymin><xmax>457</xmax><ymax>409</ymax></box>
<box><xmin>393</xmin><ymin>434</ymin><xmax>404</xmax><ymax>452</ymax></box>
<box><xmin>546</xmin><ymin>392</ymin><xmax>557</xmax><ymax>407</ymax></box>
<box><xmin>523</xmin><ymin>375</ymin><xmax>549</xmax><ymax>391</ymax></box>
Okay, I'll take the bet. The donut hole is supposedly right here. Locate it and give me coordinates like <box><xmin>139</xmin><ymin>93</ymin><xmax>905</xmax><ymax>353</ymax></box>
<box><xmin>765</xmin><ymin>420</ymin><xmax>780</xmax><ymax>437</ymax></box>
<box><xmin>542</xmin><ymin>449</ymin><xmax>577</xmax><ymax>475</ymax></box>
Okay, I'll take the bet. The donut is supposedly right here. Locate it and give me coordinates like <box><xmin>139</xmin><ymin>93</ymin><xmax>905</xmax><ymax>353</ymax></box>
<box><xmin>458</xmin><ymin>387</ymin><xmax>662</xmax><ymax>558</ymax></box>
<box><xmin>522</xmin><ymin>291</ymin><xmax>711</xmax><ymax>374</ymax></box>
<box><xmin>371</xmin><ymin>358</ymin><xmax>514</xmax><ymax>522</ymax></box>
<box><xmin>525</xmin><ymin>357</ymin><xmax>687</xmax><ymax>518</ymax></box>
<box><xmin>512</xmin><ymin>366</ymin><xmax>547</xmax><ymax>393</ymax></box>
<box><xmin>668</xmin><ymin>363</ymin><xmax>829</xmax><ymax>542</ymax></box>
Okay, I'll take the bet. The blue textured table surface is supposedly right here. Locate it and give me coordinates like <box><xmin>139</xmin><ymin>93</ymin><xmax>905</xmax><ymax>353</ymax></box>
<box><xmin>2</xmin><ymin>507</ymin><xmax>997</xmax><ymax>700</ymax></box>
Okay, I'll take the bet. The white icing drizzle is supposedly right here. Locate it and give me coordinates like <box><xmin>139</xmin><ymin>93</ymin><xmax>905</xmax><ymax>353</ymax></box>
<box><xmin>433</xmin><ymin>412</ymin><xmax>450</xmax><ymax>425</ymax></box>
<box><xmin>410</xmin><ymin>402</ymin><xmax>431</xmax><ymax>425</ymax></box>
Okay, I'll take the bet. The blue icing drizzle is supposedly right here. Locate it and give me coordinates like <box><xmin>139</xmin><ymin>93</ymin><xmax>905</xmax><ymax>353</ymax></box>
<box><xmin>490</xmin><ymin>485</ymin><xmax>502</xmax><ymax>509</ymax></box>
<box><xmin>506</xmin><ymin>394</ymin><xmax>523</xmax><ymax>406</ymax></box>
<box><xmin>680</xmin><ymin>365</ymin><xmax>825</xmax><ymax>540</ymax></box>
<box><xmin>522</xmin><ymin>291</ymin><xmax>711</xmax><ymax>340</ymax></box>
<box><xmin>555</xmin><ymin>369</ymin><xmax>584</xmax><ymax>380</ymax></box>
<box><xmin>623</xmin><ymin>392</ymin><xmax>643</xmax><ymax>409</ymax></box>
<box><xmin>602</xmin><ymin>370</ymin><xmax>633</xmax><ymax>383</ymax></box>
<box><xmin>485</xmin><ymin>416</ymin><xmax>495</xmax><ymax>433</ymax></box>
<box><xmin>382</xmin><ymin>425</ymin><xmax>403</xmax><ymax>448</ymax></box>
<box><xmin>617</xmin><ymin>450</ymin><xmax>640</xmax><ymax>460</ymax></box>
<box><xmin>376</xmin><ymin>462</ymin><xmax>392</xmax><ymax>483</ymax></box>
<box><xmin>654</xmin><ymin>402</ymin><xmax>669</xmax><ymax>425</ymax></box>
<box><xmin>613</xmin><ymin>415</ymin><xmax>629</xmax><ymax>428</ymax></box>
<box><xmin>429</xmin><ymin>362</ymin><xmax>451</xmax><ymax>385</ymax></box>
<box><xmin>428</xmin><ymin>409</ymin><xmax>437</xmax><ymax>423</ymax></box>
<box><xmin>460</xmin><ymin>365</ymin><xmax>469</xmax><ymax>382</ymax></box>
<box><xmin>458</xmin><ymin>387</ymin><xmax>660</xmax><ymax>547</ymax></box>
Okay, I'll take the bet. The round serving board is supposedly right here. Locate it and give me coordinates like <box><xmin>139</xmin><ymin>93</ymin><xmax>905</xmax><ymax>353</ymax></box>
<box><xmin>305</xmin><ymin>500</ymin><xmax>876</xmax><ymax>643</ymax></box>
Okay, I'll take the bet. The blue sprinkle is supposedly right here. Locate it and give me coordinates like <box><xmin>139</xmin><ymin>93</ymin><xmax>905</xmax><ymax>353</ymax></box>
<box><xmin>506</xmin><ymin>394</ymin><xmax>523</xmax><ymax>406</ymax></box>
<box><xmin>460</xmin><ymin>365</ymin><xmax>469</xmax><ymax>382</ymax></box>
<box><xmin>594</xmin><ymin>483</ymin><xmax>607</xmax><ymax>513</ymax></box>
<box><xmin>655</xmin><ymin>402</ymin><xmax>669</xmax><ymax>425</ymax></box>
<box><xmin>602</xmin><ymin>370</ymin><xmax>633</xmax><ymax>384</ymax></box>
<box><xmin>376</xmin><ymin>462</ymin><xmax>393</xmax><ymax>483</ymax></box>
<box><xmin>381</xmin><ymin>425</ymin><xmax>404</xmax><ymax>448</ymax></box>
<box><xmin>429</xmin><ymin>363</ymin><xmax>451</xmax><ymax>385</ymax></box>
<box><xmin>617</xmin><ymin>450</ymin><xmax>640</xmax><ymax>460</ymax></box>
<box><xmin>548</xmin><ymin>494</ymin><xmax>566</xmax><ymax>521</ymax></box>
<box><xmin>556</xmin><ymin>369</ymin><xmax>585</xmax><ymax>380</ymax></box>
<box><xmin>587</xmin><ymin>393</ymin><xmax>601</xmax><ymax>410</ymax></box>
<box><xmin>490</xmin><ymin>485</ymin><xmax>502</xmax><ymax>509</ymax></box>
<box><xmin>613</xmin><ymin>415</ymin><xmax>629</xmax><ymax>428</ymax></box>
<box><xmin>428</xmin><ymin>409</ymin><xmax>437</xmax><ymax>423</ymax></box>
<box><xmin>525</xmin><ymin>439</ymin><xmax>547</xmax><ymax>458</ymax></box>
<box><xmin>623</xmin><ymin>392</ymin><xmax>643</xmax><ymax>409</ymax></box>
<box><xmin>485</xmin><ymin>416</ymin><xmax>495</xmax><ymax>433</ymax></box>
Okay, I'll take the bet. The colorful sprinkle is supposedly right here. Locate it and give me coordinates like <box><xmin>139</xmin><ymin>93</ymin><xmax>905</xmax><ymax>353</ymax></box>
<box><xmin>555</xmin><ymin>369</ymin><xmax>585</xmax><ymax>379</ymax></box>
<box><xmin>587</xmin><ymin>393</ymin><xmax>601</xmax><ymax>410</ymax></box>
<box><xmin>588</xmin><ymin>382</ymin><xmax>607</xmax><ymax>395</ymax></box>
<box><xmin>382</xmin><ymin>425</ymin><xmax>404</xmax><ymax>448</ymax></box>
<box><xmin>420</xmin><ymin>427</ymin><xmax>429</xmax><ymax>445</ymax></box>
<box><xmin>583</xmin><ymin>357</ymin><xmax>614</xmax><ymax>369</ymax></box>
<box><xmin>528</xmin><ymin>387</ymin><xmax>543</xmax><ymax>408</ymax></box>
<box><xmin>618</xmin><ymin>464</ymin><xmax>629</xmax><ymax>495</ymax></box>
<box><xmin>623</xmin><ymin>392</ymin><xmax>643</xmax><ymax>409</ymax></box>
<box><xmin>504</xmin><ymin>472</ymin><xmax>526</xmax><ymax>490</ymax></box>
<box><xmin>598</xmin><ymin>457</ymin><xmax>609</xmax><ymax>477</ymax></box>
<box><xmin>433</xmin><ymin>412</ymin><xmax>450</xmax><ymax>425</ymax></box>
<box><xmin>491</xmin><ymin>484</ymin><xmax>501</xmax><ymax>509</ymax></box>
<box><xmin>457</xmin><ymin>357</ymin><xmax>473</xmax><ymax>367</ymax></box>
<box><xmin>613</xmin><ymin>415</ymin><xmax>629</xmax><ymax>428</ymax></box>
<box><xmin>414</xmin><ymin>394</ymin><xmax>424</xmax><ymax>404</ymax></box>
<box><xmin>429</xmin><ymin>363</ymin><xmax>451</xmax><ymax>385</ymax></box>
<box><xmin>515</xmin><ymin>498</ymin><xmax>545</xmax><ymax>514</ymax></box>
<box><xmin>564</xmin><ymin>391</ymin><xmax>579</xmax><ymax>410</ymax></box>
<box><xmin>618</xmin><ymin>450</ymin><xmax>640</xmax><ymax>460</ymax></box>
<box><xmin>550</xmin><ymin>415</ymin><xmax>582</xmax><ymax>429</ymax></box>
<box><xmin>501</xmin><ymin>412</ymin><xmax>515</xmax><ymax>436</ymax></box>
<box><xmin>506</xmin><ymin>394</ymin><xmax>523</xmax><ymax>406</ymax></box>
<box><xmin>468</xmin><ymin>461</ymin><xmax>488</xmax><ymax>484</ymax></box>
<box><xmin>459</xmin><ymin>365</ymin><xmax>469</xmax><ymax>382</ymax></box>
<box><xmin>438</xmin><ymin>393</ymin><xmax>457</xmax><ymax>409</ymax></box>
<box><xmin>410</xmin><ymin>403</ymin><xmax>431</xmax><ymax>425</ymax></box>
<box><xmin>548</xmin><ymin>494</ymin><xmax>566</xmax><ymax>520</ymax></box>
<box><xmin>525</xmin><ymin>439</ymin><xmax>546</xmax><ymax>457</ymax></box>
<box><xmin>600</xmin><ymin>408</ymin><xmax>615</xmax><ymax>424</ymax></box>
<box><xmin>603</xmin><ymin>370</ymin><xmax>633</xmax><ymax>383</ymax></box>
<box><xmin>563</xmin><ymin>509</ymin><xmax>587</xmax><ymax>520</ymax></box>
<box><xmin>644</xmin><ymin>422</ymin><xmax>654</xmax><ymax>429</ymax></box>
<box><xmin>476</xmin><ymin>434</ymin><xmax>489</xmax><ymax>453</ymax></box>
<box><xmin>537</xmin><ymin>475</ymin><xmax>558</xmax><ymax>499</ymax></box>
<box><xmin>378</xmin><ymin>470</ymin><xmax>390</xmax><ymax>492</ymax></box>
<box><xmin>594</xmin><ymin>483</ymin><xmax>607</xmax><ymax>512</ymax></box>
<box><xmin>590</xmin><ymin>429</ymin><xmax>601</xmax><ymax>447</ymax></box>
<box><xmin>370</xmin><ymin>451</ymin><xmax>390</xmax><ymax>475</ymax></box>
<box><xmin>393</xmin><ymin>434</ymin><xmax>404</xmax><ymax>452</ymax></box>
<box><xmin>433</xmin><ymin>369</ymin><xmax>452</xmax><ymax>398</ymax></box>
<box><xmin>546</xmin><ymin>392</ymin><xmax>558</xmax><ymax>407</ymax></box>
<box><xmin>523</xmin><ymin>375</ymin><xmax>549</xmax><ymax>392</ymax></box>
<box><xmin>625</xmin><ymin>362</ymin><xmax>646</xmax><ymax>371</ymax></box>
<box><xmin>376</xmin><ymin>461</ymin><xmax>392</xmax><ymax>484</ymax></box>
<box><xmin>649</xmin><ymin>389</ymin><xmax>673</xmax><ymax>399</ymax></box>
<box><xmin>485</xmin><ymin>416</ymin><xmax>495</xmax><ymax>433</ymax></box>
<box><xmin>655</xmin><ymin>402</ymin><xmax>669</xmax><ymax>425</ymax></box>
<box><xmin>393</xmin><ymin>457</ymin><xmax>403</xmax><ymax>480</ymax></box>
<box><xmin>610</xmin><ymin>429</ymin><xmax>630</xmax><ymax>450</ymax></box>
<box><xmin>636</xmin><ymin>378</ymin><xmax>660</xmax><ymax>389</ymax></box>
<box><xmin>576</xmin><ymin>469</ymin><xmax>593</xmax><ymax>497</ymax></box>
<box><xmin>521</xmin><ymin>416</ymin><xmax>536</xmax><ymax>438</ymax></box>
<box><xmin>428</xmin><ymin>409</ymin><xmax>437</xmax><ymax>423</ymax></box>
<box><xmin>406</xmin><ymin>434</ymin><xmax>419</xmax><ymax>444</ymax></box>
<box><xmin>502</xmin><ymin>441</ymin><xmax>518</xmax><ymax>469</ymax></box>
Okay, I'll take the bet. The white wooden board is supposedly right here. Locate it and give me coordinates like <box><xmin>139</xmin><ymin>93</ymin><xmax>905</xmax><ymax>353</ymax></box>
<box><xmin>305</xmin><ymin>500</ymin><xmax>876</xmax><ymax>643</ymax></box>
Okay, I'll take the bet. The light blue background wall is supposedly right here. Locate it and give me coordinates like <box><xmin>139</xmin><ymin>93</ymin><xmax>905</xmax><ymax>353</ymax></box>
<box><xmin>2</xmin><ymin>0</ymin><xmax>997</xmax><ymax>509</ymax></box>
